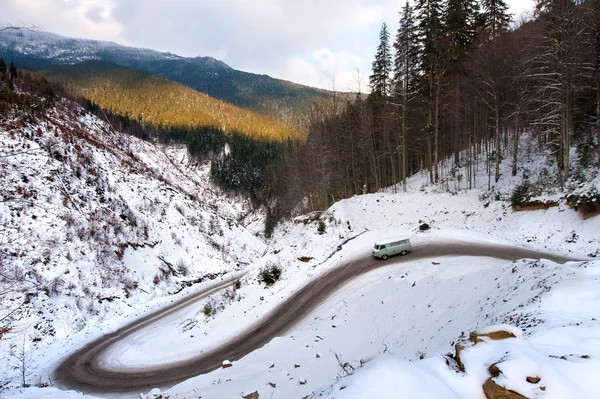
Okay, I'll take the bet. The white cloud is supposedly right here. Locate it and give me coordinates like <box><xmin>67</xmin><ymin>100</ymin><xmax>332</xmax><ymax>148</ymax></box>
<box><xmin>4</xmin><ymin>0</ymin><xmax>123</xmax><ymax>41</ymax></box>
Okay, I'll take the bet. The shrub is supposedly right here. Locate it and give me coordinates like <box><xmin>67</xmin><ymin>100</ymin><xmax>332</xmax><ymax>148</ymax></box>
<box><xmin>176</xmin><ymin>259</ymin><xmax>189</xmax><ymax>276</ymax></box>
<box><xmin>317</xmin><ymin>220</ymin><xmax>326</xmax><ymax>235</ymax></box>
<box><xmin>203</xmin><ymin>301</ymin><xmax>216</xmax><ymax>317</ymax></box>
<box><xmin>510</xmin><ymin>180</ymin><xmax>532</xmax><ymax>207</ymax></box>
<box><xmin>567</xmin><ymin>185</ymin><xmax>600</xmax><ymax>217</ymax></box>
<box><xmin>233</xmin><ymin>280</ymin><xmax>241</xmax><ymax>290</ymax></box>
<box><xmin>259</xmin><ymin>264</ymin><xmax>282</xmax><ymax>287</ymax></box>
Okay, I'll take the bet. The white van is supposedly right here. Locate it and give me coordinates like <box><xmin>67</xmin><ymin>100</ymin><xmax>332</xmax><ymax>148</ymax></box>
<box><xmin>372</xmin><ymin>236</ymin><xmax>412</xmax><ymax>260</ymax></box>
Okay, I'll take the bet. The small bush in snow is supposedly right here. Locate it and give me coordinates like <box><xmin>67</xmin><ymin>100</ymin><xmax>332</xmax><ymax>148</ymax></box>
<box><xmin>171</xmin><ymin>231</ymin><xmax>182</xmax><ymax>246</ymax></box>
<box><xmin>510</xmin><ymin>180</ymin><xmax>532</xmax><ymax>207</ymax></box>
<box><xmin>222</xmin><ymin>288</ymin><xmax>239</xmax><ymax>303</ymax></box>
<box><xmin>259</xmin><ymin>264</ymin><xmax>282</xmax><ymax>287</ymax></box>
<box><xmin>203</xmin><ymin>301</ymin><xmax>216</xmax><ymax>317</ymax></box>
<box><xmin>233</xmin><ymin>280</ymin><xmax>242</xmax><ymax>290</ymax></box>
<box><xmin>176</xmin><ymin>259</ymin><xmax>189</xmax><ymax>276</ymax></box>
<box><xmin>317</xmin><ymin>219</ymin><xmax>326</xmax><ymax>235</ymax></box>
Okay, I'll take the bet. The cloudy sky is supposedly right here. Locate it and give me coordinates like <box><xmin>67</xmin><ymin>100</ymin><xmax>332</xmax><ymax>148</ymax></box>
<box><xmin>3</xmin><ymin>0</ymin><xmax>534</xmax><ymax>91</ymax></box>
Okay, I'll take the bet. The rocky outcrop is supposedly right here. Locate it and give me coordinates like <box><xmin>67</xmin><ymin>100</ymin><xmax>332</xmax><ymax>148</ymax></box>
<box><xmin>483</xmin><ymin>378</ymin><xmax>529</xmax><ymax>399</ymax></box>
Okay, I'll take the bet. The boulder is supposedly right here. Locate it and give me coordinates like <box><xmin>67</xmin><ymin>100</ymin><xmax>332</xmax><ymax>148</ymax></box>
<box><xmin>483</xmin><ymin>378</ymin><xmax>529</xmax><ymax>399</ymax></box>
<box><xmin>470</xmin><ymin>330</ymin><xmax>516</xmax><ymax>344</ymax></box>
<box><xmin>488</xmin><ymin>363</ymin><xmax>501</xmax><ymax>378</ymax></box>
<box><xmin>455</xmin><ymin>343</ymin><xmax>466</xmax><ymax>371</ymax></box>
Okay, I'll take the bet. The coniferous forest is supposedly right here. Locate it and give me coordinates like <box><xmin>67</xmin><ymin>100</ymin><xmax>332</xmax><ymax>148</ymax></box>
<box><xmin>273</xmin><ymin>0</ymin><xmax>600</xmax><ymax>217</ymax></box>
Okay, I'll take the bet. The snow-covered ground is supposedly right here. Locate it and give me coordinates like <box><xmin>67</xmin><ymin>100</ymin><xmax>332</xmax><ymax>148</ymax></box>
<box><xmin>1</xmin><ymin>95</ymin><xmax>599</xmax><ymax>399</ymax></box>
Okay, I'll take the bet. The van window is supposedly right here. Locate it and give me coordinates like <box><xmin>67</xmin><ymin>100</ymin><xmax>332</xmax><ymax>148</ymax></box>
<box><xmin>374</xmin><ymin>245</ymin><xmax>380</xmax><ymax>250</ymax></box>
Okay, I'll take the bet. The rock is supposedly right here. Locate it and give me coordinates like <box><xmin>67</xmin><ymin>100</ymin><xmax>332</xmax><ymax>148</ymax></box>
<box><xmin>242</xmin><ymin>391</ymin><xmax>259</xmax><ymax>399</ymax></box>
<box><xmin>419</xmin><ymin>223</ymin><xmax>430</xmax><ymax>231</ymax></box>
<box><xmin>470</xmin><ymin>330</ymin><xmax>516</xmax><ymax>344</ymax></box>
<box><xmin>222</xmin><ymin>360</ymin><xmax>233</xmax><ymax>368</ymax></box>
<box><xmin>299</xmin><ymin>378</ymin><xmax>307</xmax><ymax>385</ymax></box>
<box><xmin>267</xmin><ymin>382</ymin><xmax>276</xmax><ymax>388</ymax></box>
<box><xmin>316</xmin><ymin>353</ymin><xmax>321</xmax><ymax>358</ymax></box>
<box><xmin>526</xmin><ymin>376</ymin><xmax>540</xmax><ymax>384</ymax></box>
<box><xmin>140</xmin><ymin>388</ymin><xmax>168</xmax><ymax>399</ymax></box>
<box><xmin>455</xmin><ymin>343</ymin><xmax>466</xmax><ymax>371</ymax></box>
<box><xmin>483</xmin><ymin>378</ymin><xmax>529</xmax><ymax>399</ymax></box>
<box><xmin>488</xmin><ymin>363</ymin><xmax>501</xmax><ymax>378</ymax></box>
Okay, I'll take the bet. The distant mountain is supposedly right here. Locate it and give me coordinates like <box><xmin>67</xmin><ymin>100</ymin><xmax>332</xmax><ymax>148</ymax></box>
<box><xmin>0</xmin><ymin>30</ymin><xmax>331</xmax><ymax>121</ymax></box>
<box><xmin>40</xmin><ymin>61</ymin><xmax>303</xmax><ymax>141</ymax></box>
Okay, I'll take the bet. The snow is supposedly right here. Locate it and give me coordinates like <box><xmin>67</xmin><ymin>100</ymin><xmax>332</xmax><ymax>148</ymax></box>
<box><xmin>1</xmin><ymin>93</ymin><xmax>599</xmax><ymax>399</ymax></box>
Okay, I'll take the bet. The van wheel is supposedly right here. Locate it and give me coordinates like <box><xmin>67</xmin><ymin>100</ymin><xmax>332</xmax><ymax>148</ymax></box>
<box><xmin>400</xmin><ymin>250</ymin><xmax>407</xmax><ymax>256</ymax></box>
<box><xmin>382</xmin><ymin>254</ymin><xmax>388</xmax><ymax>260</ymax></box>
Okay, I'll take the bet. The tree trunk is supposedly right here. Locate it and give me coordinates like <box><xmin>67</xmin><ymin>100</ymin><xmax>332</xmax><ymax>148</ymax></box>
<box><xmin>494</xmin><ymin>96</ymin><xmax>501</xmax><ymax>183</ymax></box>
<box><xmin>454</xmin><ymin>77</ymin><xmax>460</xmax><ymax>166</ymax></box>
<box><xmin>597</xmin><ymin>76</ymin><xmax>600</xmax><ymax>164</ymax></box>
<box><xmin>401</xmin><ymin>88</ymin><xmax>408</xmax><ymax>191</ymax></box>
<box><xmin>512</xmin><ymin>110</ymin><xmax>519</xmax><ymax>176</ymax></box>
<box><xmin>434</xmin><ymin>76</ymin><xmax>440</xmax><ymax>183</ymax></box>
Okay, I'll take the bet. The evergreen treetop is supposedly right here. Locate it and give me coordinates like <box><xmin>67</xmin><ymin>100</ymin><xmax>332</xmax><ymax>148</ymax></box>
<box><xmin>369</xmin><ymin>22</ymin><xmax>393</xmax><ymax>97</ymax></box>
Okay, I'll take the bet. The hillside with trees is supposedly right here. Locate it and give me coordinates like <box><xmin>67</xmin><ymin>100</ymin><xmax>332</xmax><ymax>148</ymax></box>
<box><xmin>39</xmin><ymin>61</ymin><xmax>302</xmax><ymax>142</ymax></box>
<box><xmin>0</xmin><ymin>30</ymin><xmax>333</xmax><ymax>123</ymax></box>
<box><xmin>279</xmin><ymin>0</ymin><xmax>600</xmax><ymax>212</ymax></box>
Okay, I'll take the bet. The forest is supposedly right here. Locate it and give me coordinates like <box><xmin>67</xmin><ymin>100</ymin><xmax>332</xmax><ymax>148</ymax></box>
<box><xmin>281</xmin><ymin>0</ymin><xmax>600</xmax><ymax>213</ymax></box>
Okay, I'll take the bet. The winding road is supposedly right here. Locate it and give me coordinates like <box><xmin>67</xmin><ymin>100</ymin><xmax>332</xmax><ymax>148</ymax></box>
<box><xmin>54</xmin><ymin>240</ymin><xmax>579</xmax><ymax>395</ymax></box>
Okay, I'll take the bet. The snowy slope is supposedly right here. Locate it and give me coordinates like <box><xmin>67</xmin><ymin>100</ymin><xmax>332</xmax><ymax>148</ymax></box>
<box><xmin>0</xmin><ymin>94</ymin><xmax>265</xmax><ymax>389</ymax></box>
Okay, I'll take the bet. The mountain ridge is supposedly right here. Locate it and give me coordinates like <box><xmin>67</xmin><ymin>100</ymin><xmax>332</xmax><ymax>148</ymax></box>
<box><xmin>0</xmin><ymin>29</ymin><xmax>331</xmax><ymax>120</ymax></box>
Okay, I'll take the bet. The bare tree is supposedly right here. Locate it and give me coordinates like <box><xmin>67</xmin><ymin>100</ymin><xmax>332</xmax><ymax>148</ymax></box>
<box><xmin>12</xmin><ymin>333</ymin><xmax>31</xmax><ymax>387</ymax></box>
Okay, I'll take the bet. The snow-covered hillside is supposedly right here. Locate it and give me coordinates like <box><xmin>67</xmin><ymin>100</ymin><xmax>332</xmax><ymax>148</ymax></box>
<box><xmin>1</xmin><ymin>88</ymin><xmax>599</xmax><ymax>399</ymax></box>
<box><xmin>0</xmin><ymin>30</ymin><xmax>217</xmax><ymax>67</ymax></box>
<box><xmin>0</xmin><ymin>92</ymin><xmax>266</xmax><ymax>389</ymax></box>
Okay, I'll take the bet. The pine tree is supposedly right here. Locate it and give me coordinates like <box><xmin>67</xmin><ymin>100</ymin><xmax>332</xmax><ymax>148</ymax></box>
<box><xmin>415</xmin><ymin>0</ymin><xmax>445</xmax><ymax>183</ymax></box>
<box><xmin>393</xmin><ymin>2</ymin><xmax>419</xmax><ymax>97</ymax></box>
<box><xmin>481</xmin><ymin>0</ymin><xmax>511</xmax><ymax>38</ymax></box>
<box><xmin>445</xmin><ymin>0</ymin><xmax>481</xmax><ymax>65</ymax></box>
<box><xmin>9</xmin><ymin>61</ymin><xmax>17</xmax><ymax>80</ymax></box>
<box><xmin>0</xmin><ymin>58</ymin><xmax>6</xmax><ymax>80</ymax></box>
<box><xmin>369</xmin><ymin>22</ymin><xmax>393</xmax><ymax>97</ymax></box>
<box><xmin>444</xmin><ymin>0</ymin><xmax>481</xmax><ymax>167</ymax></box>
<box><xmin>393</xmin><ymin>1</ymin><xmax>419</xmax><ymax>190</ymax></box>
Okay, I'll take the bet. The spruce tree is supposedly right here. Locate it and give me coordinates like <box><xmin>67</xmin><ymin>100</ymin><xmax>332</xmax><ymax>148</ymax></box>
<box><xmin>481</xmin><ymin>0</ymin><xmax>511</xmax><ymax>38</ymax></box>
<box><xmin>445</xmin><ymin>0</ymin><xmax>481</xmax><ymax>65</ymax></box>
<box><xmin>369</xmin><ymin>22</ymin><xmax>393</xmax><ymax>97</ymax></box>
<box><xmin>0</xmin><ymin>58</ymin><xmax>6</xmax><ymax>80</ymax></box>
<box><xmin>415</xmin><ymin>0</ymin><xmax>445</xmax><ymax>183</ymax></box>
<box><xmin>393</xmin><ymin>1</ymin><xmax>419</xmax><ymax>97</ymax></box>
<box><xmin>9</xmin><ymin>61</ymin><xmax>17</xmax><ymax>80</ymax></box>
<box><xmin>393</xmin><ymin>1</ymin><xmax>419</xmax><ymax>190</ymax></box>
